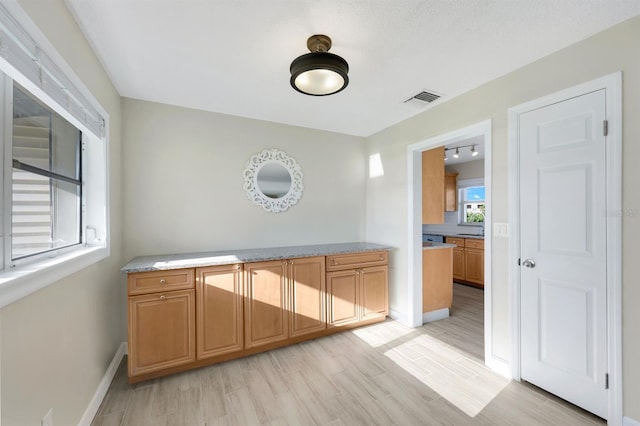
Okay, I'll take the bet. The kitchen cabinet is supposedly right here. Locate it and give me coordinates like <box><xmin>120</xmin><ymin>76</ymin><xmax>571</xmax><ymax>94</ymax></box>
<box><xmin>326</xmin><ymin>251</ymin><xmax>388</xmax><ymax>326</ymax></box>
<box><xmin>445</xmin><ymin>172</ymin><xmax>458</xmax><ymax>212</ymax></box>
<box><xmin>244</xmin><ymin>256</ymin><xmax>326</xmax><ymax>348</ymax></box>
<box><xmin>422</xmin><ymin>147</ymin><xmax>445</xmax><ymax>224</ymax></box>
<box><xmin>127</xmin><ymin>270</ymin><xmax>195</xmax><ymax>377</ymax></box>
<box><xmin>422</xmin><ymin>247</ymin><xmax>453</xmax><ymax>313</ymax></box>
<box><xmin>445</xmin><ymin>237</ymin><xmax>484</xmax><ymax>288</ymax></box>
<box><xmin>196</xmin><ymin>264</ymin><xmax>244</xmax><ymax>360</ymax></box>
<box><xmin>123</xmin><ymin>244</ymin><xmax>389</xmax><ymax>383</ymax></box>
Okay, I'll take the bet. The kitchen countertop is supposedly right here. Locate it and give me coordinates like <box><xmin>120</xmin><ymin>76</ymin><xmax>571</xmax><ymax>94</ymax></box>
<box><xmin>422</xmin><ymin>242</ymin><xmax>456</xmax><ymax>250</ymax></box>
<box><xmin>121</xmin><ymin>242</ymin><xmax>393</xmax><ymax>273</ymax></box>
<box><xmin>423</xmin><ymin>232</ymin><xmax>484</xmax><ymax>240</ymax></box>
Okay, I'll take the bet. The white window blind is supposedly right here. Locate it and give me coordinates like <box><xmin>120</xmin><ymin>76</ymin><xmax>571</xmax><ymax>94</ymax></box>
<box><xmin>0</xmin><ymin>3</ymin><xmax>104</xmax><ymax>137</ymax></box>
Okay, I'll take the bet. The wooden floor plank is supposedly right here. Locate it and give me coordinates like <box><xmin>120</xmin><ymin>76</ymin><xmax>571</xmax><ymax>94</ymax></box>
<box><xmin>93</xmin><ymin>284</ymin><xmax>605</xmax><ymax>425</ymax></box>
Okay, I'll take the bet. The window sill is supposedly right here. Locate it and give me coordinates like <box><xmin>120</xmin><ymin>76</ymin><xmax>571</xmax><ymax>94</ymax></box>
<box><xmin>0</xmin><ymin>245</ymin><xmax>109</xmax><ymax>308</ymax></box>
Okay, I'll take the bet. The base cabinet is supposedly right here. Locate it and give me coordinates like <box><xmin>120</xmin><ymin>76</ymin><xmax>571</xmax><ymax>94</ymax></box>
<box><xmin>128</xmin><ymin>288</ymin><xmax>195</xmax><ymax>377</ymax></box>
<box><xmin>126</xmin><ymin>251</ymin><xmax>386</xmax><ymax>383</ymax></box>
<box><xmin>196</xmin><ymin>264</ymin><xmax>244</xmax><ymax>360</ymax></box>
<box><xmin>245</xmin><ymin>256</ymin><xmax>326</xmax><ymax>348</ymax></box>
<box><xmin>446</xmin><ymin>237</ymin><xmax>484</xmax><ymax>288</ymax></box>
<box><xmin>327</xmin><ymin>252</ymin><xmax>388</xmax><ymax>327</ymax></box>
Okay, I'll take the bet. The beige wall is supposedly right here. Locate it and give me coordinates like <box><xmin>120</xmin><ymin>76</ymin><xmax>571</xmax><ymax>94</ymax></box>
<box><xmin>366</xmin><ymin>16</ymin><xmax>640</xmax><ymax>420</ymax></box>
<box><xmin>0</xmin><ymin>1</ymin><xmax>123</xmax><ymax>425</ymax></box>
<box><xmin>122</xmin><ymin>98</ymin><xmax>367</xmax><ymax>262</ymax></box>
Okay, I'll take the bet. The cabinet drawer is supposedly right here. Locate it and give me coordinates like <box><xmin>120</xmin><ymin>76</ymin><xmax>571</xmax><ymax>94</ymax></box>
<box><xmin>445</xmin><ymin>237</ymin><xmax>465</xmax><ymax>247</ymax></box>
<box><xmin>128</xmin><ymin>269</ymin><xmax>195</xmax><ymax>296</ymax></box>
<box><xmin>326</xmin><ymin>251</ymin><xmax>388</xmax><ymax>271</ymax></box>
<box><xmin>465</xmin><ymin>239</ymin><xmax>484</xmax><ymax>250</ymax></box>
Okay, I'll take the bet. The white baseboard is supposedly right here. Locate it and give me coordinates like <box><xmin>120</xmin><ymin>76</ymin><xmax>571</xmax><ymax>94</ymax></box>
<box><xmin>388</xmin><ymin>308</ymin><xmax>411</xmax><ymax>327</ymax></box>
<box><xmin>624</xmin><ymin>416</ymin><xmax>640</xmax><ymax>426</ymax></box>
<box><xmin>485</xmin><ymin>354</ymin><xmax>511</xmax><ymax>379</ymax></box>
<box><xmin>422</xmin><ymin>308</ymin><xmax>449</xmax><ymax>323</ymax></box>
<box><xmin>77</xmin><ymin>342</ymin><xmax>128</xmax><ymax>426</ymax></box>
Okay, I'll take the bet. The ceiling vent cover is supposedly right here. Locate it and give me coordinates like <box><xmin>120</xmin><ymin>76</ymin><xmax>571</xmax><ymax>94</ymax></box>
<box><xmin>406</xmin><ymin>90</ymin><xmax>441</xmax><ymax>104</ymax></box>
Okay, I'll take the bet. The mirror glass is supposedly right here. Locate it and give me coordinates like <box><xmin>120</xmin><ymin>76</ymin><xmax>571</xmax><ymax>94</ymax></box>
<box><xmin>256</xmin><ymin>162</ymin><xmax>292</xmax><ymax>199</ymax></box>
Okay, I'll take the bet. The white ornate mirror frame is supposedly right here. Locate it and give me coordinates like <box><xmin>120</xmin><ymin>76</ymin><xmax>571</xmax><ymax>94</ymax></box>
<box><xmin>243</xmin><ymin>148</ymin><xmax>304</xmax><ymax>213</ymax></box>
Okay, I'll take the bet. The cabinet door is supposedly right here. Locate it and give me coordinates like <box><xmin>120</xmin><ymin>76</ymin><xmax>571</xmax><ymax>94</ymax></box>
<box><xmin>289</xmin><ymin>256</ymin><xmax>326</xmax><ymax>338</ymax></box>
<box><xmin>327</xmin><ymin>270</ymin><xmax>359</xmax><ymax>327</ymax></box>
<box><xmin>128</xmin><ymin>289</ymin><xmax>195</xmax><ymax>377</ymax></box>
<box><xmin>422</xmin><ymin>147</ymin><xmax>445</xmax><ymax>224</ymax></box>
<box><xmin>196</xmin><ymin>264</ymin><xmax>243</xmax><ymax>360</ymax></box>
<box><xmin>360</xmin><ymin>266</ymin><xmax>389</xmax><ymax>321</ymax></box>
<box><xmin>452</xmin><ymin>247</ymin><xmax>466</xmax><ymax>281</ymax></box>
<box><xmin>445</xmin><ymin>173</ymin><xmax>458</xmax><ymax>212</ymax></box>
<box><xmin>465</xmin><ymin>248</ymin><xmax>484</xmax><ymax>286</ymax></box>
<box><xmin>244</xmin><ymin>260</ymin><xmax>288</xmax><ymax>348</ymax></box>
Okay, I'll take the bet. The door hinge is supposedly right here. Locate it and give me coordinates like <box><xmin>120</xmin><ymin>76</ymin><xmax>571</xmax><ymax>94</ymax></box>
<box><xmin>605</xmin><ymin>373</ymin><xmax>609</xmax><ymax>389</ymax></box>
<box><xmin>518</xmin><ymin>258</ymin><xmax>521</xmax><ymax>266</ymax></box>
<box><xmin>603</xmin><ymin>120</ymin><xmax>609</xmax><ymax>137</ymax></box>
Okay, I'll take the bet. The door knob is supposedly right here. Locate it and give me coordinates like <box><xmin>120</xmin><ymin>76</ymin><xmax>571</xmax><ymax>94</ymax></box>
<box><xmin>522</xmin><ymin>259</ymin><xmax>536</xmax><ymax>268</ymax></box>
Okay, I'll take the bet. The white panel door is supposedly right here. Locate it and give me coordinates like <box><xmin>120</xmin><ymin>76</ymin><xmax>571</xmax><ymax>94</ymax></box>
<box><xmin>519</xmin><ymin>89</ymin><xmax>607</xmax><ymax>419</ymax></box>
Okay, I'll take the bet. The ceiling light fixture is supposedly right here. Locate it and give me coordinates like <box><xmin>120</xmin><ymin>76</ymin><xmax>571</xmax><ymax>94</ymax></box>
<box><xmin>290</xmin><ymin>34</ymin><xmax>349</xmax><ymax>96</ymax></box>
<box><xmin>444</xmin><ymin>144</ymin><xmax>481</xmax><ymax>160</ymax></box>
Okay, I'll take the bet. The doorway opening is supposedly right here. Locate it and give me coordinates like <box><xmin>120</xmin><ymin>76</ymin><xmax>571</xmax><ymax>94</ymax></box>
<box><xmin>406</xmin><ymin>119</ymin><xmax>499</xmax><ymax>371</ymax></box>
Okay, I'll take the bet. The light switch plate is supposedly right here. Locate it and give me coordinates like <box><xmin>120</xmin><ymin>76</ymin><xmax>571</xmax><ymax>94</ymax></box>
<box><xmin>493</xmin><ymin>222</ymin><xmax>509</xmax><ymax>237</ymax></box>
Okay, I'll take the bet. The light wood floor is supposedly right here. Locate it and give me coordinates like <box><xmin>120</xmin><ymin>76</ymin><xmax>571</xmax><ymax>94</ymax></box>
<box><xmin>92</xmin><ymin>284</ymin><xmax>605</xmax><ymax>425</ymax></box>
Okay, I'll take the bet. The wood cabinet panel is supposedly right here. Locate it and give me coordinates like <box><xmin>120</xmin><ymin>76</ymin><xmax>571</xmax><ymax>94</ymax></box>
<box><xmin>465</xmin><ymin>248</ymin><xmax>484</xmax><ymax>285</ymax></box>
<box><xmin>445</xmin><ymin>237</ymin><xmax>484</xmax><ymax>287</ymax></box>
<box><xmin>326</xmin><ymin>251</ymin><xmax>387</xmax><ymax>271</ymax></box>
<box><xmin>422</xmin><ymin>248</ymin><xmax>453</xmax><ymax>313</ymax></box>
<box><xmin>244</xmin><ymin>261</ymin><xmax>289</xmax><ymax>348</ymax></box>
<box><xmin>360</xmin><ymin>266</ymin><xmax>389</xmax><ymax>321</ymax></box>
<box><xmin>422</xmin><ymin>147</ymin><xmax>445</xmax><ymax>224</ymax></box>
<box><xmin>128</xmin><ymin>289</ymin><xmax>195</xmax><ymax>376</ymax></box>
<box><xmin>289</xmin><ymin>257</ymin><xmax>326</xmax><ymax>338</ymax></box>
<box><xmin>445</xmin><ymin>172</ymin><xmax>458</xmax><ymax>212</ymax></box>
<box><xmin>128</xmin><ymin>269</ymin><xmax>194</xmax><ymax>296</ymax></box>
<box><xmin>196</xmin><ymin>264</ymin><xmax>244</xmax><ymax>360</ymax></box>
<box><xmin>451</xmin><ymin>247</ymin><xmax>466</xmax><ymax>281</ymax></box>
<box><xmin>327</xmin><ymin>270</ymin><xmax>359</xmax><ymax>327</ymax></box>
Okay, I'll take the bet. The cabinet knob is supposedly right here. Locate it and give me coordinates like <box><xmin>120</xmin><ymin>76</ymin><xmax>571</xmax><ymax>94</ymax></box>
<box><xmin>159</xmin><ymin>295</ymin><xmax>166</xmax><ymax>300</ymax></box>
<box><xmin>332</xmin><ymin>260</ymin><xmax>338</xmax><ymax>265</ymax></box>
<box><xmin>159</xmin><ymin>279</ymin><xmax>167</xmax><ymax>284</ymax></box>
<box><xmin>379</xmin><ymin>255</ymin><xmax>384</xmax><ymax>261</ymax></box>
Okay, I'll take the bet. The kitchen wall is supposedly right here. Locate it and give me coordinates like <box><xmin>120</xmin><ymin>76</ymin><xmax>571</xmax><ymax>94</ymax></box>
<box><xmin>122</xmin><ymin>98</ymin><xmax>367</xmax><ymax>262</ymax></box>
<box><xmin>365</xmin><ymin>15</ymin><xmax>640</xmax><ymax>421</ymax></box>
<box><xmin>422</xmin><ymin>159</ymin><xmax>486</xmax><ymax>236</ymax></box>
<box><xmin>0</xmin><ymin>0</ymin><xmax>124</xmax><ymax>425</ymax></box>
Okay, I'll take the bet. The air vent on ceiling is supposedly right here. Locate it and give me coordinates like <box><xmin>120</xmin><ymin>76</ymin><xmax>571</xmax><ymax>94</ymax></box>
<box><xmin>405</xmin><ymin>90</ymin><xmax>441</xmax><ymax>104</ymax></box>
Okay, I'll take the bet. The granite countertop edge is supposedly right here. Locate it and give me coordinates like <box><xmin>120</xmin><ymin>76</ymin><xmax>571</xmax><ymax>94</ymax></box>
<box><xmin>122</xmin><ymin>242</ymin><xmax>394</xmax><ymax>273</ymax></box>
<box><xmin>422</xmin><ymin>242</ymin><xmax>457</xmax><ymax>250</ymax></box>
<box><xmin>423</xmin><ymin>232</ymin><xmax>485</xmax><ymax>240</ymax></box>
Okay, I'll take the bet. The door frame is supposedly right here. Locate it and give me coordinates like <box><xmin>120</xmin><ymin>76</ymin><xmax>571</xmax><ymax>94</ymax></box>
<box><xmin>507</xmin><ymin>72</ymin><xmax>622</xmax><ymax>423</ymax></box>
<box><xmin>406</xmin><ymin>119</ymin><xmax>496</xmax><ymax>369</ymax></box>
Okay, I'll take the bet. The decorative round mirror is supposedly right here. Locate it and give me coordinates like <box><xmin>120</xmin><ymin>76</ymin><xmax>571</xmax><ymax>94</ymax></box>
<box><xmin>243</xmin><ymin>148</ymin><xmax>303</xmax><ymax>213</ymax></box>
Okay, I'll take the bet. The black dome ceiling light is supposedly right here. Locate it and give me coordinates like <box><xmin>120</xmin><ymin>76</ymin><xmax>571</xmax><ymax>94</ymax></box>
<box><xmin>290</xmin><ymin>34</ymin><xmax>349</xmax><ymax>96</ymax></box>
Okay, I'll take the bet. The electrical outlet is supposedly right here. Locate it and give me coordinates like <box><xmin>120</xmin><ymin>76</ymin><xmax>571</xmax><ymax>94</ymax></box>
<box><xmin>42</xmin><ymin>408</ymin><xmax>53</xmax><ymax>426</ymax></box>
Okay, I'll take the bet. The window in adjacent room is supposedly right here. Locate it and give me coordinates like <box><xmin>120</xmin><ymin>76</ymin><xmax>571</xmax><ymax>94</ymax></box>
<box><xmin>458</xmin><ymin>179</ymin><xmax>485</xmax><ymax>225</ymax></box>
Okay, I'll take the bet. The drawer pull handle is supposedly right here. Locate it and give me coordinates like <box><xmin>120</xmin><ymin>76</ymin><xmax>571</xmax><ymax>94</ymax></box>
<box><xmin>160</xmin><ymin>279</ymin><xmax>167</xmax><ymax>284</ymax></box>
<box><xmin>159</xmin><ymin>295</ymin><xmax>166</xmax><ymax>300</ymax></box>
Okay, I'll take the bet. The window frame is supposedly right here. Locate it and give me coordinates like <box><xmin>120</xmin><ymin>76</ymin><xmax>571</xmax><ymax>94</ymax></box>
<box><xmin>0</xmin><ymin>2</ymin><xmax>110</xmax><ymax>308</ymax></box>
<box><xmin>457</xmin><ymin>178</ymin><xmax>485</xmax><ymax>227</ymax></box>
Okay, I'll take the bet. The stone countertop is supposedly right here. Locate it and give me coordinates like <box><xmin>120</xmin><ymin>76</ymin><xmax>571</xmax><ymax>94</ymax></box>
<box><xmin>422</xmin><ymin>242</ymin><xmax>457</xmax><ymax>250</ymax></box>
<box><xmin>423</xmin><ymin>232</ymin><xmax>484</xmax><ymax>240</ymax></box>
<box><xmin>121</xmin><ymin>242</ymin><xmax>393</xmax><ymax>273</ymax></box>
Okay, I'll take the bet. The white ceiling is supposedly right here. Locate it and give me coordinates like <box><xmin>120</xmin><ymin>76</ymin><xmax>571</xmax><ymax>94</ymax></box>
<box><xmin>64</xmin><ymin>0</ymin><xmax>640</xmax><ymax>137</ymax></box>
